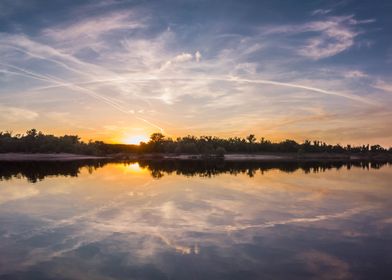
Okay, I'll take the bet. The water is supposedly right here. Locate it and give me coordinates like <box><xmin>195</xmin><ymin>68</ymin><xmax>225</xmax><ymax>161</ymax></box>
<box><xmin>0</xmin><ymin>160</ymin><xmax>391</xmax><ymax>279</ymax></box>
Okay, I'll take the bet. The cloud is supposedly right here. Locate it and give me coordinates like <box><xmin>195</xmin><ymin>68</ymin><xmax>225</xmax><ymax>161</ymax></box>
<box><xmin>343</xmin><ymin>70</ymin><xmax>368</xmax><ymax>78</ymax></box>
<box><xmin>373</xmin><ymin>80</ymin><xmax>392</xmax><ymax>93</ymax></box>
<box><xmin>42</xmin><ymin>11</ymin><xmax>144</xmax><ymax>41</ymax></box>
<box><xmin>299</xmin><ymin>27</ymin><xmax>355</xmax><ymax>60</ymax></box>
<box><xmin>263</xmin><ymin>15</ymin><xmax>374</xmax><ymax>60</ymax></box>
<box><xmin>195</xmin><ymin>51</ymin><xmax>202</xmax><ymax>62</ymax></box>
<box><xmin>311</xmin><ymin>9</ymin><xmax>332</xmax><ymax>16</ymax></box>
<box><xmin>159</xmin><ymin>51</ymin><xmax>201</xmax><ymax>71</ymax></box>
<box><xmin>0</xmin><ymin>105</ymin><xmax>38</xmax><ymax>122</ymax></box>
<box><xmin>173</xmin><ymin>52</ymin><xmax>193</xmax><ymax>62</ymax></box>
<box><xmin>0</xmin><ymin>4</ymin><xmax>389</xmax><ymax>143</ymax></box>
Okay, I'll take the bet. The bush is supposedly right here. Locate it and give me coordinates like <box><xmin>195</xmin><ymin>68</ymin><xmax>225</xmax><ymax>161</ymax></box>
<box><xmin>215</xmin><ymin>147</ymin><xmax>226</xmax><ymax>157</ymax></box>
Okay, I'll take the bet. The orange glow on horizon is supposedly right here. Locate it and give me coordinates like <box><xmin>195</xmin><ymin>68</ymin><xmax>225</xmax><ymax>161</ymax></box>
<box><xmin>122</xmin><ymin>135</ymin><xmax>150</xmax><ymax>145</ymax></box>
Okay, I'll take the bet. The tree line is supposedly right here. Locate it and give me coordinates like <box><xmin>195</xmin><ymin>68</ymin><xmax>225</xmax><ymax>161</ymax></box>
<box><xmin>138</xmin><ymin>132</ymin><xmax>391</xmax><ymax>155</ymax></box>
<box><xmin>0</xmin><ymin>129</ymin><xmax>391</xmax><ymax>156</ymax></box>
<box><xmin>0</xmin><ymin>129</ymin><xmax>137</xmax><ymax>155</ymax></box>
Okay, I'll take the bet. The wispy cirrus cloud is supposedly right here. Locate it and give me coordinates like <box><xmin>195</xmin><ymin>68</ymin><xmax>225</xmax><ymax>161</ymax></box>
<box><xmin>0</xmin><ymin>105</ymin><xmax>38</xmax><ymax>122</ymax></box>
<box><xmin>311</xmin><ymin>9</ymin><xmax>332</xmax><ymax>16</ymax></box>
<box><xmin>42</xmin><ymin>11</ymin><xmax>144</xmax><ymax>42</ymax></box>
<box><xmin>0</xmin><ymin>2</ymin><xmax>390</xmax><ymax>144</ymax></box>
<box><xmin>262</xmin><ymin>15</ymin><xmax>375</xmax><ymax>60</ymax></box>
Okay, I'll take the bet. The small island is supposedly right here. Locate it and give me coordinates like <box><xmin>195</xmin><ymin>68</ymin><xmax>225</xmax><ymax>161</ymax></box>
<box><xmin>0</xmin><ymin>129</ymin><xmax>391</xmax><ymax>162</ymax></box>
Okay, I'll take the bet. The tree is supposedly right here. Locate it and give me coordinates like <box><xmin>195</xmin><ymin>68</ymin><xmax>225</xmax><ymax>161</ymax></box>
<box><xmin>26</xmin><ymin>129</ymin><xmax>38</xmax><ymax>138</ymax></box>
<box><xmin>150</xmin><ymin>132</ymin><xmax>165</xmax><ymax>143</ymax></box>
<box><xmin>246</xmin><ymin>134</ymin><xmax>256</xmax><ymax>143</ymax></box>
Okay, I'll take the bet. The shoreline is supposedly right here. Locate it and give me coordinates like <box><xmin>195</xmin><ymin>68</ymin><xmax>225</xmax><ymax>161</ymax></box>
<box><xmin>0</xmin><ymin>152</ymin><xmax>390</xmax><ymax>162</ymax></box>
<box><xmin>159</xmin><ymin>153</ymin><xmax>391</xmax><ymax>161</ymax></box>
<box><xmin>0</xmin><ymin>153</ymin><xmax>107</xmax><ymax>161</ymax></box>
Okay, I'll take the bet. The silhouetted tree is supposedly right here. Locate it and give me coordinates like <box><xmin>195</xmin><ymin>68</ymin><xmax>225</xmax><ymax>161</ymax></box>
<box><xmin>0</xmin><ymin>129</ymin><xmax>390</xmax><ymax>157</ymax></box>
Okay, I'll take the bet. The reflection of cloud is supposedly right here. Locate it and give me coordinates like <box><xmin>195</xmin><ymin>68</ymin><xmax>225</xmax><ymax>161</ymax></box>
<box><xmin>1</xmin><ymin>164</ymin><xmax>390</xmax><ymax>278</ymax></box>
<box><xmin>0</xmin><ymin>185</ymin><xmax>39</xmax><ymax>204</ymax></box>
<box><xmin>8</xmin><ymin>180</ymin><xmax>373</xmax><ymax>271</ymax></box>
<box><xmin>156</xmin><ymin>232</ymin><xmax>194</xmax><ymax>255</ymax></box>
<box><xmin>298</xmin><ymin>250</ymin><xmax>351</xmax><ymax>280</ymax></box>
<box><xmin>380</xmin><ymin>217</ymin><xmax>392</xmax><ymax>224</ymax></box>
<box><xmin>225</xmin><ymin>207</ymin><xmax>370</xmax><ymax>231</ymax></box>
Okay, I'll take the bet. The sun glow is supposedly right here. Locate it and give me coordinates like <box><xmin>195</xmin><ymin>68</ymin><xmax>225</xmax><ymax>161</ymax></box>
<box><xmin>123</xmin><ymin>135</ymin><xmax>150</xmax><ymax>145</ymax></box>
<box><xmin>122</xmin><ymin>162</ymin><xmax>147</xmax><ymax>174</ymax></box>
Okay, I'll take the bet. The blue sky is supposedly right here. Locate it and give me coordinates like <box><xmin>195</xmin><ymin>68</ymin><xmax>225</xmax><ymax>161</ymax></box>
<box><xmin>0</xmin><ymin>0</ymin><xmax>391</xmax><ymax>145</ymax></box>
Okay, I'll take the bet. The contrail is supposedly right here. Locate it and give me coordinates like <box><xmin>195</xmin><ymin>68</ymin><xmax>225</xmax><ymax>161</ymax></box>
<box><xmin>136</xmin><ymin>116</ymin><xmax>164</xmax><ymax>133</ymax></box>
<box><xmin>0</xmin><ymin>63</ymin><xmax>128</xmax><ymax>113</ymax></box>
<box><xmin>0</xmin><ymin>65</ymin><xmax>58</xmax><ymax>84</ymax></box>
<box><xmin>225</xmin><ymin>76</ymin><xmax>377</xmax><ymax>106</ymax></box>
<box><xmin>0</xmin><ymin>64</ymin><xmax>165</xmax><ymax>131</ymax></box>
<box><xmin>0</xmin><ymin>44</ymin><xmax>94</xmax><ymax>79</ymax></box>
<box><xmin>154</xmin><ymin>76</ymin><xmax>377</xmax><ymax>106</ymax></box>
<box><xmin>2</xmin><ymin>61</ymin><xmax>376</xmax><ymax>135</ymax></box>
<box><xmin>23</xmin><ymin>75</ymin><xmax>377</xmax><ymax>106</ymax></box>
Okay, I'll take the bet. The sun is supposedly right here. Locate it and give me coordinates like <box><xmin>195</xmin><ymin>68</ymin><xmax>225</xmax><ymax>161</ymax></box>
<box><xmin>123</xmin><ymin>135</ymin><xmax>149</xmax><ymax>145</ymax></box>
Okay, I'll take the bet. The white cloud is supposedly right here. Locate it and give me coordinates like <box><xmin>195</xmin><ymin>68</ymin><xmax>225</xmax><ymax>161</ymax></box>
<box><xmin>343</xmin><ymin>70</ymin><xmax>368</xmax><ymax>79</ymax></box>
<box><xmin>0</xmin><ymin>105</ymin><xmax>38</xmax><ymax>122</ymax></box>
<box><xmin>299</xmin><ymin>26</ymin><xmax>355</xmax><ymax>60</ymax></box>
<box><xmin>262</xmin><ymin>15</ymin><xmax>373</xmax><ymax>60</ymax></box>
<box><xmin>373</xmin><ymin>80</ymin><xmax>392</xmax><ymax>93</ymax></box>
<box><xmin>0</xmin><ymin>8</ymin><xmax>388</xmax><ymax>142</ymax></box>
<box><xmin>311</xmin><ymin>9</ymin><xmax>332</xmax><ymax>16</ymax></box>
<box><xmin>195</xmin><ymin>51</ymin><xmax>202</xmax><ymax>62</ymax></box>
<box><xmin>42</xmin><ymin>11</ymin><xmax>143</xmax><ymax>41</ymax></box>
<box><xmin>173</xmin><ymin>52</ymin><xmax>193</xmax><ymax>62</ymax></box>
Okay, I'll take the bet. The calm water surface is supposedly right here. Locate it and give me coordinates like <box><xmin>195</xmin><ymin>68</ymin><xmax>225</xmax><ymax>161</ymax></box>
<box><xmin>0</xmin><ymin>161</ymin><xmax>391</xmax><ymax>280</ymax></box>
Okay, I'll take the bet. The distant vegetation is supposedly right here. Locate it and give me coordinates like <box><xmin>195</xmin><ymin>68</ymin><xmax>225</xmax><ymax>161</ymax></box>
<box><xmin>0</xmin><ymin>129</ymin><xmax>137</xmax><ymax>155</ymax></box>
<box><xmin>0</xmin><ymin>129</ymin><xmax>391</xmax><ymax>156</ymax></box>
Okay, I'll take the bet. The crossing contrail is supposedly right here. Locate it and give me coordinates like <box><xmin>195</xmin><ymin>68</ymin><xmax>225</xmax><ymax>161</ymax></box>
<box><xmin>0</xmin><ymin>63</ymin><xmax>165</xmax><ymax>132</ymax></box>
<box><xmin>23</xmin><ymin>75</ymin><xmax>377</xmax><ymax>106</ymax></box>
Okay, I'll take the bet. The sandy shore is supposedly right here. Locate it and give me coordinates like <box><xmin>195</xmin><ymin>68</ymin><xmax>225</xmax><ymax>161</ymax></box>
<box><xmin>0</xmin><ymin>153</ymin><xmax>107</xmax><ymax>161</ymax></box>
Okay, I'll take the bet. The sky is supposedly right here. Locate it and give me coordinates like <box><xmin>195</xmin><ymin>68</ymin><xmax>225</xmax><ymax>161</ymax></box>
<box><xmin>0</xmin><ymin>0</ymin><xmax>391</xmax><ymax>145</ymax></box>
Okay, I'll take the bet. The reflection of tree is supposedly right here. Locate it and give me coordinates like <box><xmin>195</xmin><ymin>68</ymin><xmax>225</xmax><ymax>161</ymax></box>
<box><xmin>0</xmin><ymin>159</ymin><xmax>390</xmax><ymax>182</ymax></box>
<box><xmin>136</xmin><ymin>159</ymin><xmax>392</xmax><ymax>179</ymax></box>
<box><xmin>247</xmin><ymin>168</ymin><xmax>256</xmax><ymax>177</ymax></box>
<box><xmin>0</xmin><ymin>160</ymin><xmax>108</xmax><ymax>183</ymax></box>
<box><xmin>150</xmin><ymin>169</ymin><xmax>165</xmax><ymax>179</ymax></box>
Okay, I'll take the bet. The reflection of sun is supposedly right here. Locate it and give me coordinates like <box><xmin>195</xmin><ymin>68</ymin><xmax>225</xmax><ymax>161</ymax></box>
<box><xmin>122</xmin><ymin>162</ymin><xmax>147</xmax><ymax>174</ymax></box>
<box><xmin>123</xmin><ymin>135</ymin><xmax>149</xmax><ymax>145</ymax></box>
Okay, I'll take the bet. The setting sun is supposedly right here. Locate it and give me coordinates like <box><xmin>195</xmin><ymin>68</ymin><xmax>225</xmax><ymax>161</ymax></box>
<box><xmin>123</xmin><ymin>135</ymin><xmax>150</xmax><ymax>145</ymax></box>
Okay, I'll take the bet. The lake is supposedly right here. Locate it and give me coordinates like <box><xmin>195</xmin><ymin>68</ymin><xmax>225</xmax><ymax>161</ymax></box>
<box><xmin>0</xmin><ymin>160</ymin><xmax>391</xmax><ymax>279</ymax></box>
